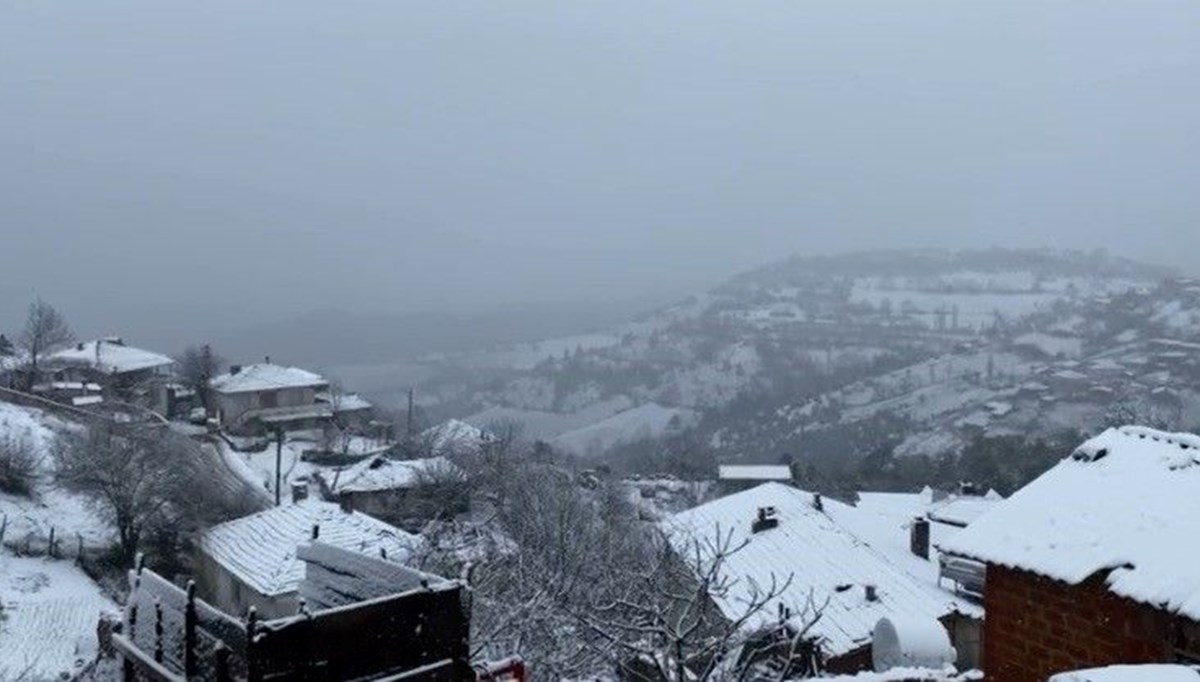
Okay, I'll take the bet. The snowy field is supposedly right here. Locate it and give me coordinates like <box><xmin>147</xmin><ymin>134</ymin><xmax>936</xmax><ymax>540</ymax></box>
<box><xmin>0</xmin><ymin>403</ymin><xmax>112</xmax><ymax>553</ymax></box>
<box><xmin>0</xmin><ymin>552</ymin><xmax>117</xmax><ymax>681</ymax></box>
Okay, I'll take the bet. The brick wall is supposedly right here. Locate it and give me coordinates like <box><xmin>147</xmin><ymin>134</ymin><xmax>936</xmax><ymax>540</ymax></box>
<box><xmin>984</xmin><ymin>564</ymin><xmax>1175</xmax><ymax>682</ymax></box>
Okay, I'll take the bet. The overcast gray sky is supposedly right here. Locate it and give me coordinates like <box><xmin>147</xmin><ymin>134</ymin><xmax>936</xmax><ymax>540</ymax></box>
<box><xmin>2</xmin><ymin>0</ymin><xmax>1198</xmax><ymax>339</ymax></box>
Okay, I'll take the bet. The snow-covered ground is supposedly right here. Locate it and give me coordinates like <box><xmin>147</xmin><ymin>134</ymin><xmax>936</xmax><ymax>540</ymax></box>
<box><xmin>0</xmin><ymin>403</ymin><xmax>112</xmax><ymax>553</ymax></box>
<box><xmin>552</xmin><ymin>403</ymin><xmax>697</xmax><ymax>457</ymax></box>
<box><xmin>0</xmin><ymin>552</ymin><xmax>117</xmax><ymax>681</ymax></box>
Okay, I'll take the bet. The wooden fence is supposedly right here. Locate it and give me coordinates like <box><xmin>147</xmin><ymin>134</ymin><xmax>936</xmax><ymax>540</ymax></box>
<box><xmin>114</xmin><ymin>556</ymin><xmax>474</xmax><ymax>681</ymax></box>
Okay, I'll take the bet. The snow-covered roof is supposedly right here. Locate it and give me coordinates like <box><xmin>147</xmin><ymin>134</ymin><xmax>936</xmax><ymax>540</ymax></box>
<box><xmin>1048</xmin><ymin>665</ymin><xmax>1200</xmax><ymax>682</ymax></box>
<box><xmin>717</xmin><ymin>464</ymin><xmax>793</xmax><ymax>481</ymax></box>
<box><xmin>926</xmin><ymin>496</ymin><xmax>1001</xmax><ymax>528</ymax></box>
<box><xmin>422</xmin><ymin>419</ymin><xmax>491</xmax><ymax>454</ymax></box>
<box><xmin>331</xmin><ymin>455</ymin><xmax>462</xmax><ymax>494</ymax></box>
<box><xmin>316</xmin><ymin>392</ymin><xmax>372</xmax><ymax>412</ymax></box>
<box><xmin>665</xmin><ymin>483</ymin><xmax>970</xmax><ymax>659</ymax></box>
<box><xmin>199</xmin><ymin>500</ymin><xmax>420</xmax><ymax>597</ymax></box>
<box><xmin>45</xmin><ymin>340</ymin><xmax>173</xmax><ymax>375</ymax></box>
<box><xmin>832</xmin><ymin>491</ymin><xmax>983</xmax><ymax>622</ymax></box>
<box><xmin>210</xmin><ymin>363</ymin><xmax>327</xmax><ymax>394</ymax></box>
<box><xmin>942</xmin><ymin>426</ymin><xmax>1200</xmax><ymax>620</ymax></box>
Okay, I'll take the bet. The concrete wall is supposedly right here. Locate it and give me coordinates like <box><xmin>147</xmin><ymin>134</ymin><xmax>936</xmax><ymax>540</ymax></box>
<box><xmin>984</xmin><ymin>564</ymin><xmax>1178</xmax><ymax>682</ymax></box>
<box><xmin>214</xmin><ymin>386</ymin><xmax>319</xmax><ymax>427</ymax></box>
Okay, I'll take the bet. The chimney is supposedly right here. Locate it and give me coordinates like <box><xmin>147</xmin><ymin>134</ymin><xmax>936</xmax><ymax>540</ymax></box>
<box><xmin>291</xmin><ymin>482</ymin><xmax>308</xmax><ymax>503</ymax></box>
<box><xmin>865</xmin><ymin>584</ymin><xmax>878</xmax><ymax>602</ymax></box>
<box><xmin>311</xmin><ymin>524</ymin><xmax>320</xmax><ymax>540</ymax></box>
<box><xmin>751</xmin><ymin>506</ymin><xmax>779</xmax><ymax>534</ymax></box>
<box><xmin>229</xmin><ymin>365</ymin><xmax>242</xmax><ymax>375</ymax></box>
<box><xmin>76</xmin><ymin>342</ymin><xmax>85</xmax><ymax>351</ymax></box>
<box><xmin>264</xmin><ymin>355</ymin><xmax>271</xmax><ymax>364</ymax></box>
<box><xmin>812</xmin><ymin>492</ymin><xmax>823</xmax><ymax>512</ymax></box>
<box><xmin>910</xmin><ymin>516</ymin><xmax>931</xmax><ymax>560</ymax></box>
<box><xmin>339</xmin><ymin>495</ymin><xmax>354</xmax><ymax>514</ymax></box>
<box><xmin>959</xmin><ymin>480</ymin><xmax>979</xmax><ymax>496</ymax></box>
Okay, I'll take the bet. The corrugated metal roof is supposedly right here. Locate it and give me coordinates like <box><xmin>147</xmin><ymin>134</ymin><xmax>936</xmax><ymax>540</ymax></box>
<box><xmin>665</xmin><ymin>483</ymin><xmax>969</xmax><ymax>658</ymax></box>
<box><xmin>199</xmin><ymin>500</ymin><xmax>420</xmax><ymax>597</ymax></box>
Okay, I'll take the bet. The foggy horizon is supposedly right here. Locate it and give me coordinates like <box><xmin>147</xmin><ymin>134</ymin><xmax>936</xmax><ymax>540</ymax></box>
<box><xmin>4</xmin><ymin>1</ymin><xmax>1199</xmax><ymax>344</ymax></box>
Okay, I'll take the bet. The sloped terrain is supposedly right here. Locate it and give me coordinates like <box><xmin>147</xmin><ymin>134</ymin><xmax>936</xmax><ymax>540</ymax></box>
<box><xmin>421</xmin><ymin>249</ymin><xmax>1175</xmax><ymax>462</ymax></box>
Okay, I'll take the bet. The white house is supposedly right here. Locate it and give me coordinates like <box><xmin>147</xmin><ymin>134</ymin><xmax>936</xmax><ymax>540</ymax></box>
<box><xmin>195</xmin><ymin>499</ymin><xmax>420</xmax><ymax>619</ymax></box>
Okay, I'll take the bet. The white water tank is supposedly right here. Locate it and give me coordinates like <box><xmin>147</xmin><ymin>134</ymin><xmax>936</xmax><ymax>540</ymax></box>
<box><xmin>872</xmin><ymin>616</ymin><xmax>956</xmax><ymax>672</ymax></box>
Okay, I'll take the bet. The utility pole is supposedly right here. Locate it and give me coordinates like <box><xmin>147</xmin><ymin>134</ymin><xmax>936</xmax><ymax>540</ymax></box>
<box><xmin>274</xmin><ymin>426</ymin><xmax>284</xmax><ymax>507</ymax></box>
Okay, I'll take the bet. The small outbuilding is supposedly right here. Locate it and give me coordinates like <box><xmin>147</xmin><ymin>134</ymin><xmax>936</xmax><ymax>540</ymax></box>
<box><xmin>195</xmin><ymin>499</ymin><xmax>420</xmax><ymax>619</ymax></box>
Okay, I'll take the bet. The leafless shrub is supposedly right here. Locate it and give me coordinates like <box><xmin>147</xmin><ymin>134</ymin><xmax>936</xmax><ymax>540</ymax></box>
<box><xmin>0</xmin><ymin>429</ymin><xmax>42</xmax><ymax>496</ymax></box>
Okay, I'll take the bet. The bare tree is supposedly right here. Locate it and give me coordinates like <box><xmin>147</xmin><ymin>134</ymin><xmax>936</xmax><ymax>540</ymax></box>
<box><xmin>0</xmin><ymin>428</ymin><xmax>42</xmax><ymax>496</ymax></box>
<box><xmin>571</xmin><ymin>526</ymin><xmax>828</xmax><ymax>681</ymax></box>
<box><xmin>17</xmin><ymin>299</ymin><xmax>74</xmax><ymax>390</ymax></box>
<box><xmin>413</xmin><ymin>430</ymin><xmax>822</xmax><ymax>680</ymax></box>
<box><xmin>55</xmin><ymin>423</ymin><xmax>247</xmax><ymax>564</ymax></box>
<box><xmin>177</xmin><ymin>344</ymin><xmax>224</xmax><ymax>412</ymax></box>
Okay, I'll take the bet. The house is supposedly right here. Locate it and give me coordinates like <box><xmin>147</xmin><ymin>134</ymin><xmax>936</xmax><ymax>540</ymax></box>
<box><xmin>41</xmin><ymin>338</ymin><xmax>173</xmax><ymax>407</ymax></box>
<box><xmin>665</xmin><ymin>483</ymin><xmax>978</xmax><ymax>675</ymax></box>
<box><xmin>209</xmin><ymin>362</ymin><xmax>371</xmax><ymax>434</ymax></box>
<box><xmin>941</xmin><ymin>426</ymin><xmax>1200</xmax><ymax>682</ymax></box>
<box><xmin>836</xmin><ymin>487</ymin><xmax>997</xmax><ymax>670</ymax></box>
<box><xmin>716</xmin><ymin>464</ymin><xmax>794</xmax><ymax>494</ymax></box>
<box><xmin>421</xmin><ymin>419</ymin><xmax>493</xmax><ymax>456</ymax></box>
<box><xmin>317</xmin><ymin>455</ymin><xmax>468</xmax><ymax>530</ymax></box>
<box><xmin>195</xmin><ymin>498</ymin><xmax>421</xmax><ymax>619</ymax></box>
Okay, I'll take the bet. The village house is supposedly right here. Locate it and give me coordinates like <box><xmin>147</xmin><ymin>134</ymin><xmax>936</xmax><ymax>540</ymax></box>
<box><xmin>942</xmin><ymin>426</ymin><xmax>1200</xmax><ymax>682</ymax></box>
<box><xmin>665</xmin><ymin>483</ymin><xmax>979</xmax><ymax>676</ymax></box>
<box><xmin>316</xmin><ymin>455</ymin><xmax>468</xmax><ymax>530</ymax></box>
<box><xmin>195</xmin><ymin>498</ymin><xmax>421</xmax><ymax>619</ymax></box>
<box><xmin>715</xmin><ymin>464</ymin><xmax>795</xmax><ymax>494</ymax></box>
<box><xmin>40</xmin><ymin>337</ymin><xmax>174</xmax><ymax>408</ymax></box>
<box><xmin>209</xmin><ymin>361</ymin><xmax>371</xmax><ymax>434</ymax></box>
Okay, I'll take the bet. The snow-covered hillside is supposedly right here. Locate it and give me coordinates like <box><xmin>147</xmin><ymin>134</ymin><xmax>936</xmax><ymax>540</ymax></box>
<box><xmin>551</xmin><ymin>403</ymin><xmax>697</xmax><ymax>457</ymax></box>
<box><xmin>409</xmin><ymin>249</ymin><xmax>1171</xmax><ymax>459</ymax></box>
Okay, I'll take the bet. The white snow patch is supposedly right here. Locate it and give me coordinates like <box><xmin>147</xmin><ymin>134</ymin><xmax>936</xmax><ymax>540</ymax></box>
<box><xmin>0</xmin><ymin>553</ymin><xmax>118</xmax><ymax>681</ymax></box>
